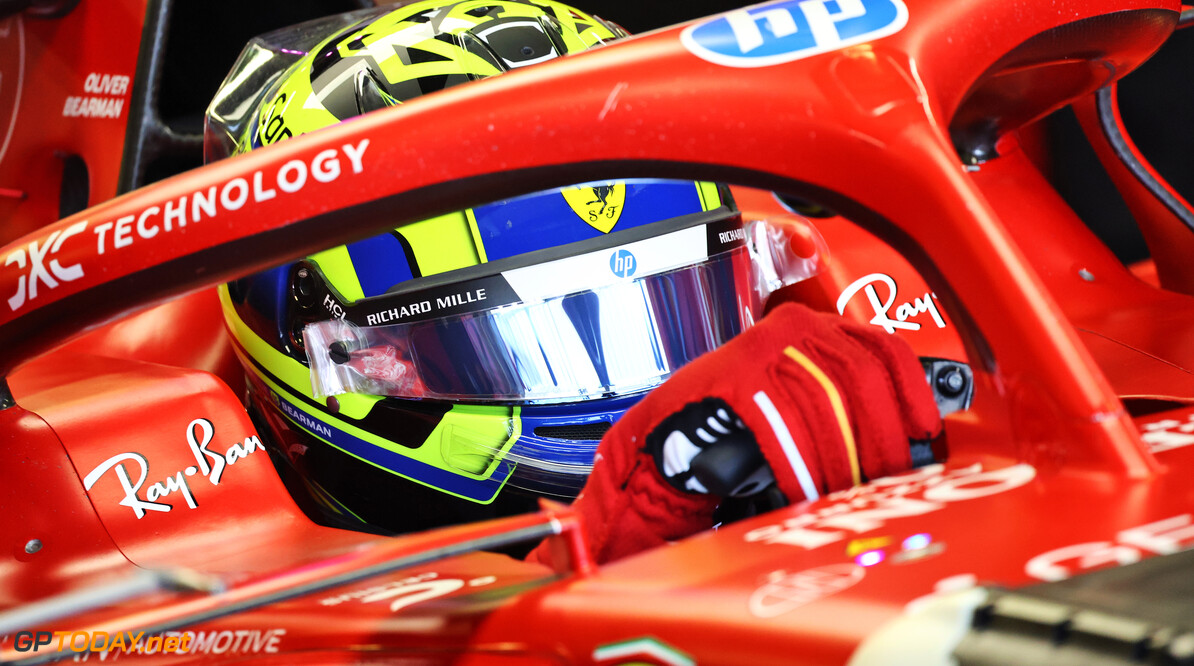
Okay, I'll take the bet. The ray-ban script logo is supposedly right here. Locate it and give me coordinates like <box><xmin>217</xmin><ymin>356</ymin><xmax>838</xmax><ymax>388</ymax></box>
<box><xmin>836</xmin><ymin>272</ymin><xmax>945</xmax><ymax>333</ymax></box>
<box><xmin>83</xmin><ymin>418</ymin><xmax>263</xmax><ymax>519</ymax></box>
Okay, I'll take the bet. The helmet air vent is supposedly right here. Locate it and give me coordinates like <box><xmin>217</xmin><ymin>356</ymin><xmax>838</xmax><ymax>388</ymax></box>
<box><xmin>533</xmin><ymin>422</ymin><xmax>613</xmax><ymax>442</ymax></box>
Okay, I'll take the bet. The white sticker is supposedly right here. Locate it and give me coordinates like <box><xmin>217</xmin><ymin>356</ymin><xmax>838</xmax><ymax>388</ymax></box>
<box><xmin>1139</xmin><ymin>413</ymin><xmax>1194</xmax><ymax>454</ymax></box>
<box><xmin>90</xmin><ymin>140</ymin><xmax>370</xmax><ymax>256</ymax></box>
<box><xmin>176</xmin><ymin>629</ymin><xmax>285</xmax><ymax>656</ymax></box>
<box><xmin>745</xmin><ymin>464</ymin><xmax>1035</xmax><ymax>551</ymax></box>
<box><xmin>837</xmin><ymin>272</ymin><xmax>946</xmax><ymax>334</ymax></box>
<box><xmin>82</xmin><ymin>418</ymin><xmax>264</xmax><ymax>519</ymax></box>
<box><xmin>5</xmin><ymin>220</ymin><xmax>88</xmax><ymax>311</ymax></box>
<box><xmin>1026</xmin><ymin>514</ymin><xmax>1194</xmax><ymax>581</ymax></box>
<box><xmin>62</xmin><ymin>72</ymin><xmax>132</xmax><ymax>120</ymax></box>
<box><xmin>749</xmin><ymin>564</ymin><xmax>865</xmax><ymax>618</ymax></box>
<box><xmin>319</xmin><ymin>571</ymin><xmax>496</xmax><ymax>613</ymax></box>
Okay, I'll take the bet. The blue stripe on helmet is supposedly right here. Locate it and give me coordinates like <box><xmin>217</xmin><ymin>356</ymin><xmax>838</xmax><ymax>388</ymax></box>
<box><xmin>473</xmin><ymin>180</ymin><xmax>705</xmax><ymax>261</ymax></box>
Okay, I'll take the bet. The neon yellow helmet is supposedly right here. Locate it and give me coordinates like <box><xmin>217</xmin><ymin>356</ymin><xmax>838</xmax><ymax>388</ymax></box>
<box><xmin>244</xmin><ymin>0</ymin><xmax>625</xmax><ymax>149</ymax></box>
<box><xmin>218</xmin><ymin>1</ymin><xmax>757</xmax><ymax>534</ymax></box>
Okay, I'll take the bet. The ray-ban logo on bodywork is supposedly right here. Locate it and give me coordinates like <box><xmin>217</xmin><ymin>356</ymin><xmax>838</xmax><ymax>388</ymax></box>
<box><xmin>682</xmin><ymin>0</ymin><xmax>908</xmax><ymax>68</ymax></box>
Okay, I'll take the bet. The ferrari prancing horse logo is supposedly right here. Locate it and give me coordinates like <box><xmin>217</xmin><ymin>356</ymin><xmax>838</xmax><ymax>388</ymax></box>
<box><xmin>563</xmin><ymin>182</ymin><xmax>626</xmax><ymax>233</ymax></box>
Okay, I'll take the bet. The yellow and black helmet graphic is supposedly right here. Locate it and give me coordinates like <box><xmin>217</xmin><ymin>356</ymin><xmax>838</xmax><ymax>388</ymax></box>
<box><xmin>246</xmin><ymin>0</ymin><xmax>623</xmax><ymax>150</ymax></box>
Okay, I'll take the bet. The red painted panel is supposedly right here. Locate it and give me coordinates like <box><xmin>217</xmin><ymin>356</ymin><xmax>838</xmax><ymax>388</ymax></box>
<box><xmin>10</xmin><ymin>353</ymin><xmax>382</xmax><ymax>577</ymax></box>
<box><xmin>0</xmin><ymin>1</ymin><xmax>148</xmax><ymax>241</ymax></box>
<box><xmin>0</xmin><ymin>404</ymin><xmax>129</xmax><ymax>606</ymax></box>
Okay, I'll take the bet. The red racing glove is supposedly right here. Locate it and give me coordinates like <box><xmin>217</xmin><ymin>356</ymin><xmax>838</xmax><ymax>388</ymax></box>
<box><xmin>528</xmin><ymin>302</ymin><xmax>942</xmax><ymax>566</ymax></box>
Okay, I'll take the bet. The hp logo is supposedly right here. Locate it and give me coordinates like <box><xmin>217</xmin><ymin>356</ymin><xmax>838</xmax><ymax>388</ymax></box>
<box><xmin>681</xmin><ymin>0</ymin><xmax>908</xmax><ymax>68</ymax></box>
<box><xmin>610</xmin><ymin>249</ymin><xmax>636</xmax><ymax>278</ymax></box>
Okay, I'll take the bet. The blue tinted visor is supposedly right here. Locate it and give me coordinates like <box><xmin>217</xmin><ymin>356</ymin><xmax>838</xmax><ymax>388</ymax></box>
<box><xmin>305</xmin><ymin>214</ymin><xmax>762</xmax><ymax>402</ymax></box>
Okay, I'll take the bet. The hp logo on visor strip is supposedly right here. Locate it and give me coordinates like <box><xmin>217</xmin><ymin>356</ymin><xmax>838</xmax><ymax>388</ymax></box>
<box><xmin>610</xmin><ymin>249</ymin><xmax>636</xmax><ymax>278</ymax></box>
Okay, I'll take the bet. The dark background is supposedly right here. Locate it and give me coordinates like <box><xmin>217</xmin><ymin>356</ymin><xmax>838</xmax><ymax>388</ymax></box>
<box><xmin>154</xmin><ymin>1</ymin><xmax>1194</xmax><ymax>266</ymax></box>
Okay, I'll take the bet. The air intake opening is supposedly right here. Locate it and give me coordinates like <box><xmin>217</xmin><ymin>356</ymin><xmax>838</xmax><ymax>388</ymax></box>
<box><xmin>533</xmin><ymin>422</ymin><xmax>612</xmax><ymax>442</ymax></box>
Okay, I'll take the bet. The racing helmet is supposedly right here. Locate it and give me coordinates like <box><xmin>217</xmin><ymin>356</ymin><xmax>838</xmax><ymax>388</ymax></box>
<box><xmin>216</xmin><ymin>0</ymin><xmax>816</xmax><ymax>534</ymax></box>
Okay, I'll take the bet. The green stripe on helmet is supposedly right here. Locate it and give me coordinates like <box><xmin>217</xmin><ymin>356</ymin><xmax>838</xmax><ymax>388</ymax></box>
<box><xmin>397</xmin><ymin>210</ymin><xmax>483</xmax><ymax>277</ymax></box>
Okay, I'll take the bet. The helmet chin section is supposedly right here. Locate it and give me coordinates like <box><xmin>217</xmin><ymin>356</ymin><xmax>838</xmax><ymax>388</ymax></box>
<box><xmin>244</xmin><ymin>370</ymin><xmax>542</xmax><ymax>535</ymax></box>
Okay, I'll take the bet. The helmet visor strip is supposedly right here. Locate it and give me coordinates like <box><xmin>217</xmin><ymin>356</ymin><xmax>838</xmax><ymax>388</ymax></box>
<box><xmin>305</xmin><ymin>215</ymin><xmax>826</xmax><ymax>403</ymax></box>
<box><xmin>307</xmin><ymin>248</ymin><xmax>746</xmax><ymax>402</ymax></box>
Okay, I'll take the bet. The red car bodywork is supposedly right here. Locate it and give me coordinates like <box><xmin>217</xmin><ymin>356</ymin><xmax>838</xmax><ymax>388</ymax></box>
<box><xmin>3</xmin><ymin>0</ymin><xmax>1194</xmax><ymax>663</ymax></box>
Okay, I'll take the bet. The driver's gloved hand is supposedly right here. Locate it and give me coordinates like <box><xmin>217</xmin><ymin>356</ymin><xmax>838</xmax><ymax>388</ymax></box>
<box><xmin>648</xmin><ymin>397</ymin><xmax>772</xmax><ymax>498</ymax></box>
<box><xmin>528</xmin><ymin>302</ymin><xmax>942</xmax><ymax>566</ymax></box>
